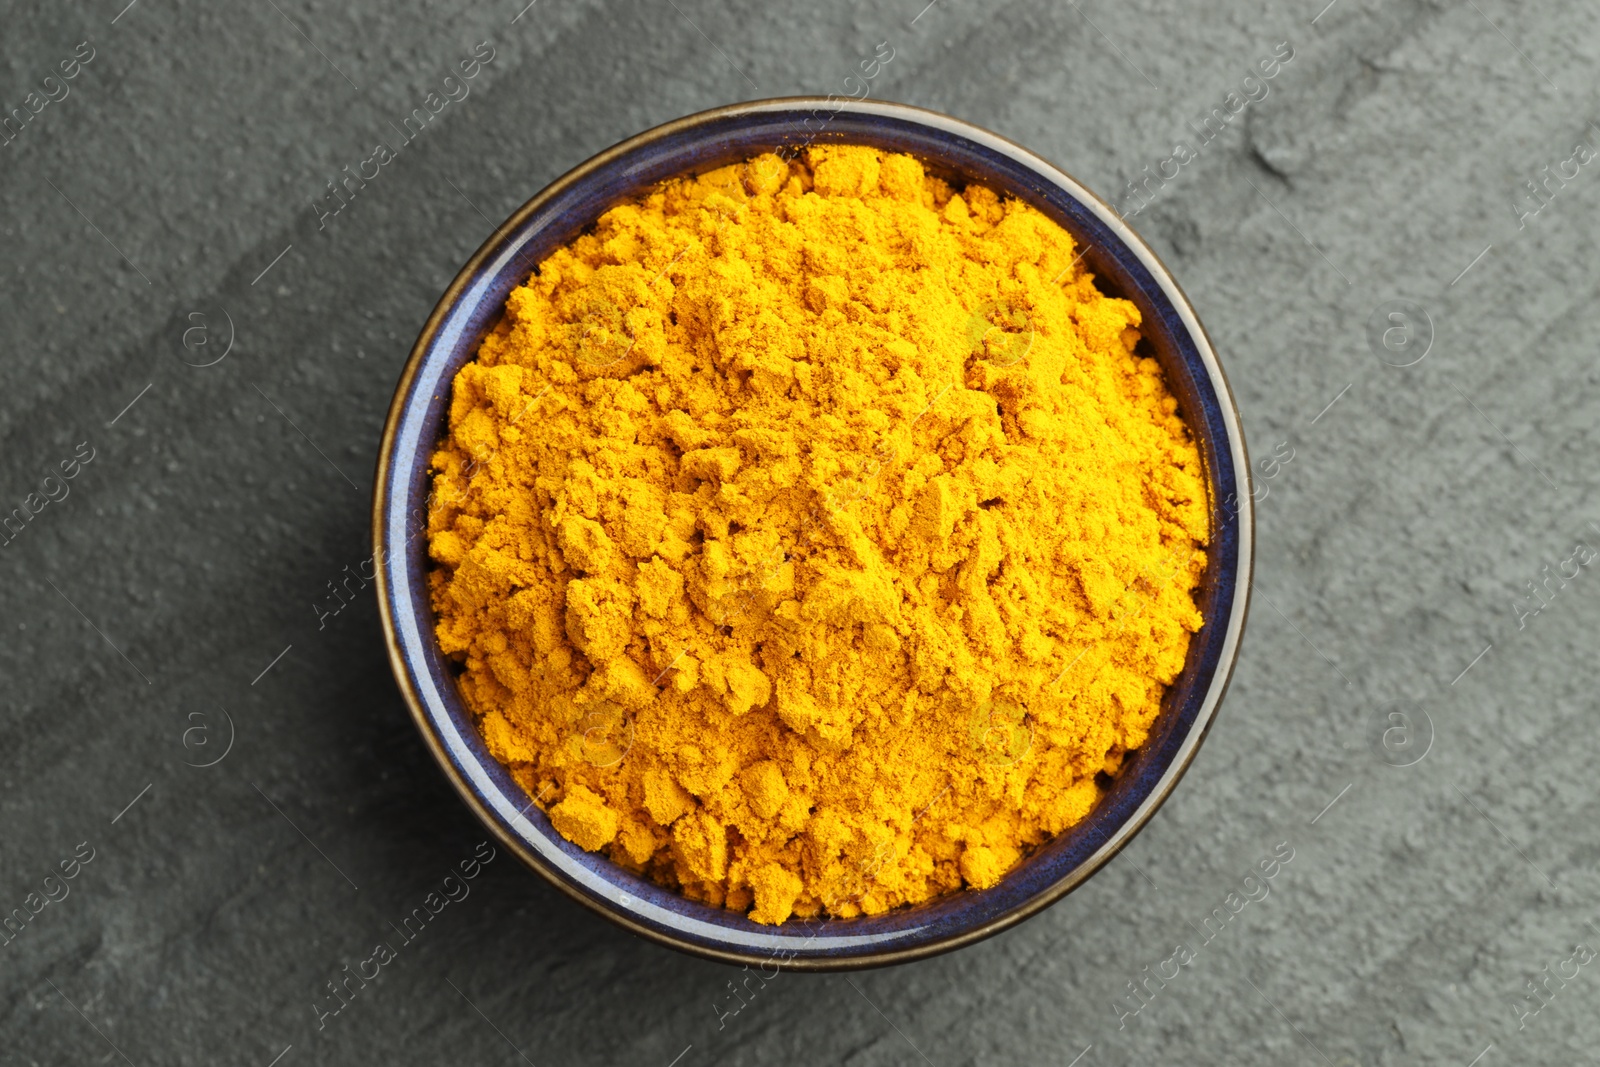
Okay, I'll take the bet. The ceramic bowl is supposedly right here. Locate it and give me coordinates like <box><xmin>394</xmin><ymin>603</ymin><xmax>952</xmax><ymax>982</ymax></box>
<box><xmin>373</xmin><ymin>98</ymin><xmax>1252</xmax><ymax>970</ymax></box>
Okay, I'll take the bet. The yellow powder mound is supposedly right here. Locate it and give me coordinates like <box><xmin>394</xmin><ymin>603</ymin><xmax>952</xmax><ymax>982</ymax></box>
<box><xmin>426</xmin><ymin>145</ymin><xmax>1208</xmax><ymax>925</ymax></box>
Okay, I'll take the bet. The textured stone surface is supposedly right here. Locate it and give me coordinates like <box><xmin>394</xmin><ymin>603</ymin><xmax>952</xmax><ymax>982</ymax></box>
<box><xmin>3</xmin><ymin>0</ymin><xmax>1598</xmax><ymax>1063</ymax></box>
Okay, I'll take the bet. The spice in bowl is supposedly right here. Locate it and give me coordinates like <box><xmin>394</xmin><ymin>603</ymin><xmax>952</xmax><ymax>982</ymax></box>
<box><xmin>425</xmin><ymin>145</ymin><xmax>1208</xmax><ymax>925</ymax></box>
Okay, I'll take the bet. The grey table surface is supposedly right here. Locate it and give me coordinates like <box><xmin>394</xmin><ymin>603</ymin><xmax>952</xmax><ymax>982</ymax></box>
<box><xmin>3</xmin><ymin>0</ymin><xmax>1598</xmax><ymax>1063</ymax></box>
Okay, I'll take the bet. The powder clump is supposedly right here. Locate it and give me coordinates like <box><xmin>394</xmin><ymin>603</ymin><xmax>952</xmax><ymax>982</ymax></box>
<box><xmin>426</xmin><ymin>145</ymin><xmax>1208</xmax><ymax>924</ymax></box>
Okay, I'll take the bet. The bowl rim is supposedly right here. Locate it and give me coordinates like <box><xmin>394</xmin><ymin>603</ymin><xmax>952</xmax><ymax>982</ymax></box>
<box><xmin>372</xmin><ymin>95</ymin><xmax>1254</xmax><ymax>970</ymax></box>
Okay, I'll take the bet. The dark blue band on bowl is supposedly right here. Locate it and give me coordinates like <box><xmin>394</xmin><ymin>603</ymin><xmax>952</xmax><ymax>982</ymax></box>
<box><xmin>372</xmin><ymin>98</ymin><xmax>1252</xmax><ymax>969</ymax></box>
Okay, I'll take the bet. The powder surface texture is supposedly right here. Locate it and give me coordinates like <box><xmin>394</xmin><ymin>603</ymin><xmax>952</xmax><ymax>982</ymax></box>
<box><xmin>426</xmin><ymin>145</ymin><xmax>1208</xmax><ymax>924</ymax></box>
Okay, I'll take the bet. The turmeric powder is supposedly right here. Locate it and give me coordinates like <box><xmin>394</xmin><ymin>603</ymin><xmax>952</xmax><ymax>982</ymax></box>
<box><xmin>426</xmin><ymin>145</ymin><xmax>1208</xmax><ymax>925</ymax></box>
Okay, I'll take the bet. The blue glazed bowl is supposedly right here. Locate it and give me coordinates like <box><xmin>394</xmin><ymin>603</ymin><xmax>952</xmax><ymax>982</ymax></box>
<box><xmin>373</xmin><ymin>98</ymin><xmax>1252</xmax><ymax>970</ymax></box>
